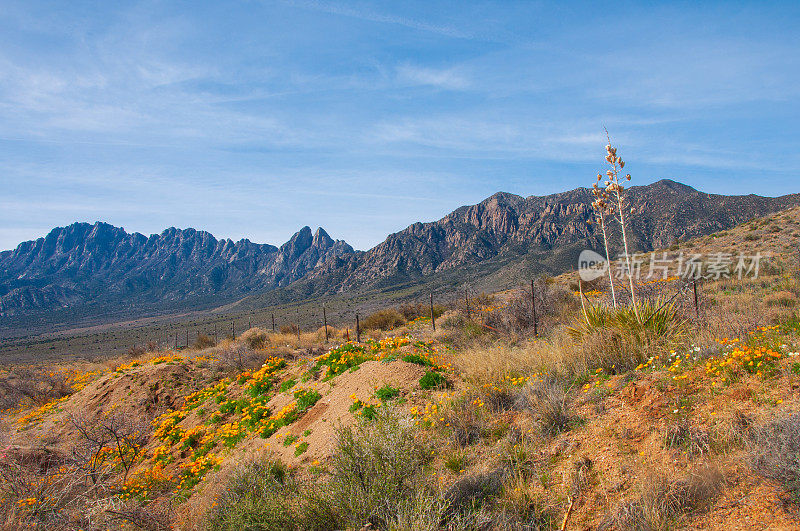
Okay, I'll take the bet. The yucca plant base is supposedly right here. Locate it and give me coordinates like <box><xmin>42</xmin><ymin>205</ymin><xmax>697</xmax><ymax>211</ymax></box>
<box><xmin>568</xmin><ymin>299</ymin><xmax>688</xmax><ymax>372</ymax></box>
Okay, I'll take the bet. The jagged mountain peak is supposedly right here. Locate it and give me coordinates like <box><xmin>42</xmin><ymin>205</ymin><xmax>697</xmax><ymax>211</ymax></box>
<box><xmin>281</xmin><ymin>226</ymin><xmax>313</xmax><ymax>258</ymax></box>
<box><xmin>313</xmin><ymin>227</ymin><xmax>333</xmax><ymax>248</ymax></box>
<box><xmin>479</xmin><ymin>191</ymin><xmax>525</xmax><ymax>208</ymax></box>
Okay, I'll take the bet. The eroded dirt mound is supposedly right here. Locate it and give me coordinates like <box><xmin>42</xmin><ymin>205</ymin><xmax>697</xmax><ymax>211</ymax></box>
<box><xmin>247</xmin><ymin>359</ymin><xmax>429</xmax><ymax>464</ymax></box>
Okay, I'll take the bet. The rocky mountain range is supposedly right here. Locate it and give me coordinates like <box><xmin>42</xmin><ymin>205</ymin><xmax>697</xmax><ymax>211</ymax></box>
<box><xmin>0</xmin><ymin>224</ymin><xmax>355</xmax><ymax>318</ymax></box>
<box><xmin>2</xmin><ymin>179</ymin><xmax>799</xmax><ymax>325</ymax></box>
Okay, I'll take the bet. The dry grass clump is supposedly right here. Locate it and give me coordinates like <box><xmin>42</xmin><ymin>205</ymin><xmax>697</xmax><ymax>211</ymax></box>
<box><xmin>749</xmin><ymin>411</ymin><xmax>800</xmax><ymax>503</ymax></box>
<box><xmin>322</xmin><ymin>411</ymin><xmax>434</xmax><ymax>528</ymax></box>
<box><xmin>361</xmin><ymin>308</ymin><xmax>406</xmax><ymax>331</ymax></box>
<box><xmin>192</xmin><ymin>333</ymin><xmax>217</xmax><ymax>349</ymax></box>
<box><xmin>205</xmin><ymin>458</ymin><xmax>299</xmax><ymax>531</ymax></box>
<box><xmin>601</xmin><ymin>465</ymin><xmax>724</xmax><ymax>530</ymax></box>
<box><xmin>663</xmin><ymin>421</ymin><xmax>711</xmax><ymax>457</ymax></box>
<box><xmin>399</xmin><ymin>302</ymin><xmax>445</xmax><ymax>321</ymax></box>
<box><xmin>239</xmin><ymin>327</ymin><xmax>270</xmax><ymax>349</ymax></box>
<box><xmin>212</xmin><ymin>343</ymin><xmax>264</xmax><ymax>373</ymax></box>
<box><xmin>765</xmin><ymin>291</ymin><xmax>798</xmax><ymax>308</ymax></box>
<box><xmin>443</xmin><ymin>467</ymin><xmax>504</xmax><ymax>519</ymax></box>
<box><xmin>450</xmin><ymin>332</ymin><xmax>600</xmax><ymax>385</ymax></box>
<box><xmin>514</xmin><ymin>377</ymin><xmax>575</xmax><ymax>437</ymax></box>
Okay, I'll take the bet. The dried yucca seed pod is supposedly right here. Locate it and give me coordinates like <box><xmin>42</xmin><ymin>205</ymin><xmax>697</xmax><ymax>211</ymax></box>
<box><xmin>605</xmin><ymin>144</ymin><xmax>612</xmax><ymax>152</ymax></box>
<box><xmin>597</xmin><ymin>174</ymin><xmax>602</xmax><ymax>181</ymax></box>
<box><xmin>606</xmin><ymin>170</ymin><xmax>613</xmax><ymax>176</ymax></box>
<box><xmin>619</xmin><ymin>159</ymin><xmax>625</xmax><ymax>168</ymax></box>
<box><xmin>626</xmin><ymin>174</ymin><xmax>631</xmax><ymax>180</ymax></box>
<box><xmin>605</xmin><ymin>154</ymin><xmax>613</xmax><ymax>163</ymax></box>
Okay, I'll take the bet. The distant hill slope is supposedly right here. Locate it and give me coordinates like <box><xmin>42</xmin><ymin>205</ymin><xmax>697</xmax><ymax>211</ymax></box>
<box><xmin>1</xmin><ymin>180</ymin><xmax>799</xmax><ymax>330</ymax></box>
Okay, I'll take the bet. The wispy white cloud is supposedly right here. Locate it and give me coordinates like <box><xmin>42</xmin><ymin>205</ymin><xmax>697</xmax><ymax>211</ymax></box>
<box><xmin>281</xmin><ymin>0</ymin><xmax>471</xmax><ymax>39</ymax></box>
<box><xmin>395</xmin><ymin>64</ymin><xmax>470</xmax><ymax>90</ymax></box>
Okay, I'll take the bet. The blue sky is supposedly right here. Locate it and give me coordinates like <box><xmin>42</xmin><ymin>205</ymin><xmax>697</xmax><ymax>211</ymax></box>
<box><xmin>1</xmin><ymin>1</ymin><xmax>798</xmax><ymax>251</ymax></box>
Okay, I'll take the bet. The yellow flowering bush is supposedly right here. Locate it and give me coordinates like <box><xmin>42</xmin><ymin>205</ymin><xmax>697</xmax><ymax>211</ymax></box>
<box><xmin>121</xmin><ymin>462</ymin><xmax>174</xmax><ymax>501</ymax></box>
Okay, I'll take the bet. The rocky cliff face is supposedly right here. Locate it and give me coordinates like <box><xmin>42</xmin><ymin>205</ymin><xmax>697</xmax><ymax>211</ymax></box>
<box><xmin>333</xmin><ymin>179</ymin><xmax>800</xmax><ymax>288</ymax></box>
<box><xmin>2</xmin><ymin>179</ymin><xmax>798</xmax><ymax>320</ymax></box>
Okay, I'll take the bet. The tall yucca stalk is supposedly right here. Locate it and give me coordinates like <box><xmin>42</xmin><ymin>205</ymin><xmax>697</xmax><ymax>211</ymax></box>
<box><xmin>590</xmin><ymin>177</ymin><xmax>618</xmax><ymax>308</ymax></box>
<box><xmin>602</xmin><ymin>129</ymin><xmax>640</xmax><ymax>322</ymax></box>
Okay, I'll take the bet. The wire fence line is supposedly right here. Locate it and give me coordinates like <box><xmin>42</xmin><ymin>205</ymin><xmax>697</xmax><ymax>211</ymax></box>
<box><xmin>128</xmin><ymin>274</ymin><xmax>709</xmax><ymax>353</ymax></box>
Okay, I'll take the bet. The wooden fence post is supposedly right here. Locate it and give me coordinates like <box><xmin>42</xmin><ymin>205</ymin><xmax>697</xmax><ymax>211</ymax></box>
<box><xmin>465</xmin><ymin>287</ymin><xmax>470</xmax><ymax>318</ymax></box>
<box><xmin>693</xmin><ymin>278</ymin><xmax>700</xmax><ymax>319</ymax></box>
<box><xmin>272</xmin><ymin>313</ymin><xmax>276</xmax><ymax>332</ymax></box>
<box><xmin>356</xmin><ymin>314</ymin><xmax>361</xmax><ymax>343</ymax></box>
<box><xmin>531</xmin><ymin>279</ymin><xmax>538</xmax><ymax>337</ymax></box>
<box><xmin>430</xmin><ymin>293</ymin><xmax>436</xmax><ymax>331</ymax></box>
<box><xmin>323</xmin><ymin>304</ymin><xmax>329</xmax><ymax>342</ymax></box>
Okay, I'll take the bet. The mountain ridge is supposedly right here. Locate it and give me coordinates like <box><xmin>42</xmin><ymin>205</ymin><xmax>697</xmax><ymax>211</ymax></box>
<box><xmin>2</xmin><ymin>179</ymin><xmax>799</xmax><ymax>326</ymax></box>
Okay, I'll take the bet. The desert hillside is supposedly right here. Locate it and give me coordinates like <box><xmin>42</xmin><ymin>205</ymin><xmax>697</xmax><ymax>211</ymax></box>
<box><xmin>1</xmin><ymin>205</ymin><xmax>799</xmax><ymax>530</ymax></box>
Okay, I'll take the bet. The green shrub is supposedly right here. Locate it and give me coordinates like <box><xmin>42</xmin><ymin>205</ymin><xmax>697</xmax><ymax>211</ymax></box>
<box><xmin>322</xmin><ymin>411</ymin><xmax>433</xmax><ymax>527</ymax></box>
<box><xmin>420</xmin><ymin>371</ymin><xmax>449</xmax><ymax>390</ymax></box>
<box><xmin>402</xmin><ymin>354</ymin><xmax>433</xmax><ymax>367</ymax></box>
<box><xmin>444</xmin><ymin>450</ymin><xmax>468</xmax><ymax>473</ymax></box>
<box><xmin>295</xmin><ymin>389</ymin><xmax>322</xmax><ymax>412</ymax></box>
<box><xmin>375</xmin><ymin>385</ymin><xmax>400</xmax><ymax>401</ymax></box>
<box><xmin>206</xmin><ymin>459</ymin><xmax>293</xmax><ymax>531</ymax></box>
